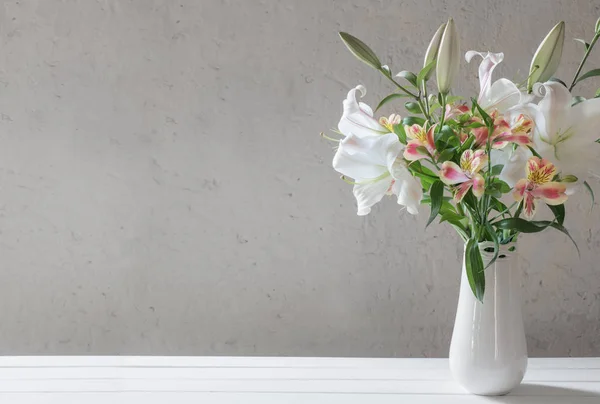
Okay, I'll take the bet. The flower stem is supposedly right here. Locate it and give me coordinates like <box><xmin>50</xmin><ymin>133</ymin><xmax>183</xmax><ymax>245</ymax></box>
<box><xmin>379</xmin><ymin>69</ymin><xmax>419</xmax><ymax>98</ymax></box>
<box><xmin>569</xmin><ymin>32</ymin><xmax>600</xmax><ymax>91</ymax></box>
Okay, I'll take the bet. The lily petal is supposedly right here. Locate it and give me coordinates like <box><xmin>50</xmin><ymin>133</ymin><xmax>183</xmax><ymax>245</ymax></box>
<box><xmin>390</xmin><ymin>160</ymin><xmax>423</xmax><ymax>215</ymax></box>
<box><xmin>338</xmin><ymin>85</ymin><xmax>388</xmax><ymax>138</ymax></box>
<box><xmin>353</xmin><ymin>177</ymin><xmax>393</xmax><ymax>216</ymax></box>
<box><xmin>465</xmin><ymin>51</ymin><xmax>504</xmax><ymax>103</ymax></box>
<box><xmin>482</xmin><ymin>78</ymin><xmax>521</xmax><ymax>112</ymax></box>
<box><xmin>333</xmin><ymin>133</ymin><xmax>401</xmax><ymax>180</ymax></box>
<box><xmin>532</xmin><ymin>81</ymin><xmax>571</xmax><ymax>143</ymax></box>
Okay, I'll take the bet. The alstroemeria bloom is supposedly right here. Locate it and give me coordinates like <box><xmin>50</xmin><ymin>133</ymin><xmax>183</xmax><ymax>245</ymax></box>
<box><xmin>338</xmin><ymin>85</ymin><xmax>389</xmax><ymax>138</ymax></box>
<box><xmin>472</xmin><ymin>112</ymin><xmax>532</xmax><ymax>149</ymax></box>
<box><xmin>513</xmin><ymin>157</ymin><xmax>568</xmax><ymax>219</ymax></box>
<box><xmin>403</xmin><ymin>123</ymin><xmax>436</xmax><ymax>161</ymax></box>
<box><xmin>440</xmin><ymin>150</ymin><xmax>487</xmax><ymax>202</ymax></box>
<box><xmin>528</xmin><ymin>81</ymin><xmax>600</xmax><ymax>179</ymax></box>
<box><xmin>333</xmin><ymin>133</ymin><xmax>422</xmax><ymax>215</ymax></box>
<box><xmin>378</xmin><ymin>113</ymin><xmax>402</xmax><ymax>132</ymax></box>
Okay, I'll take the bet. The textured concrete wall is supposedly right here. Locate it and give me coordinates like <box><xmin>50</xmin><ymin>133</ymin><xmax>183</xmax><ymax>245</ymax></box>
<box><xmin>0</xmin><ymin>0</ymin><xmax>598</xmax><ymax>356</ymax></box>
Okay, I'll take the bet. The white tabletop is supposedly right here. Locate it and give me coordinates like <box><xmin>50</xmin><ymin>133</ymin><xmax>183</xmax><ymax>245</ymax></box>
<box><xmin>0</xmin><ymin>356</ymin><xmax>598</xmax><ymax>403</ymax></box>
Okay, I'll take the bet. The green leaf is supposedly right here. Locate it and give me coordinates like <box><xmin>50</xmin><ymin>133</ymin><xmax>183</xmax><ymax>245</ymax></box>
<box><xmin>396</xmin><ymin>71</ymin><xmax>418</xmax><ymax>87</ymax></box>
<box><xmin>417</xmin><ymin>59</ymin><xmax>437</xmax><ymax>86</ymax></box>
<box><xmin>548</xmin><ymin>204</ymin><xmax>565</xmax><ymax>226</ymax></box>
<box><xmin>465</xmin><ymin>238</ymin><xmax>485</xmax><ymax>302</ymax></box>
<box><xmin>490</xmin><ymin>164</ymin><xmax>503</xmax><ymax>176</ymax></box>
<box><xmin>437</xmin><ymin>125</ymin><xmax>455</xmax><ymax>144</ymax></box>
<box><xmin>571</xmin><ymin>96</ymin><xmax>586</xmax><ymax>106</ymax></box>
<box><xmin>375</xmin><ymin>93</ymin><xmax>410</xmax><ymax>112</ymax></box>
<box><xmin>574</xmin><ymin>38</ymin><xmax>590</xmax><ymax>50</ymax></box>
<box><xmin>527</xmin><ymin>146</ymin><xmax>542</xmax><ymax>159</ymax></box>
<box><xmin>561</xmin><ymin>174</ymin><xmax>578</xmax><ymax>183</ymax></box>
<box><xmin>494</xmin><ymin>218</ymin><xmax>549</xmax><ymax>233</ymax></box>
<box><xmin>548</xmin><ymin>77</ymin><xmax>568</xmax><ymax>87</ymax></box>
<box><xmin>426</xmin><ymin>181</ymin><xmax>444</xmax><ymax>227</ymax></box>
<box><xmin>392</xmin><ymin>123</ymin><xmax>407</xmax><ymax>144</ymax></box>
<box><xmin>437</xmin><ymin>148</ymin><xmax>454</xmax><ymax>163</ymax></box>
<box><xmin>338</xmin><ymin>32</ymin><xmax>382</xmax><ymax>70</ymax></box>
<box><xmin>575</xmin><ymin>68</ymin><xmax>600</xmax><ymax>85</ymax></box>
<box><xmin>484</xmin><ymin>221</ymin><xmax>500</xmax><ymax>269</ymax></box>
<box><xmin>596</xmin><ymin>88</ymin><xmax>600</xmax><ymax>98</ymax></box>
<box><xmin>405</xmin><ymin>102</ymin><xmax>422</xmax><ymax>114</ymax></box>
<box><xmin>583</xmin><ymin>180</ymin><xmax>595</xmax><ymax>210</ymax></box>
<box><xmin>485</xmin><ymin>187</ymin><xmax>502</xmax><ymax>198</ymax></box>
<box><xmin>472</xmin><ymin>98</ymin><xmax>493</xmax><ymax>127</ymax></box>
<box><xmin>402</xmin><ymin>116</ymin><xmax>426</xmax><ymax>126</ymax></box>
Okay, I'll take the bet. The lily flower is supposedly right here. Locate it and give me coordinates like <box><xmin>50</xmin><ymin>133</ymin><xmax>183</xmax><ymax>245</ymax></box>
<box><xmin>465</xmin><ymin>51</ymin><xmax>522</xmax><ymax>113</ymax></box>
<box><xmin>440</xmin><ymin>150</ymin><xmax>487</xmax><ymax>202</ymax></box>
<box><xmin>403</xmin><ymin>123</ymin><xmax>437</xmax><ymax>161</ymax></box>
<box><xmin>513</xmin><ymin>157</ymin><xmax>568</xmax><ymax>219</ymax></box>
<box><xmin>332</xmin><ymin>133</ymin><xmax>422</xmax><ymax>215</ymax></box>
<box><xmin>338</xmin><ymin>85</ymin><xmax>390</xmax><ymax>138</ymax></box>
<box><xmin>528</xmin><ymin>81</ymin><xmax>600</xmax><ymax>179</ymax></box>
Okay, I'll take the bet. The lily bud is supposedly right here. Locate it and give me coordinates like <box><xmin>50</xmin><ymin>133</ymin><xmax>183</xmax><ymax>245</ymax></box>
<box><xmin>436</xmin><ymin>18</ymin><xmax>460</xmax><ymax>95</ymax></box>
<box><xmin>423</xmin><ymin>22</ymin><xmax>446</xmax><ymax>80</ymax></box>
<box><xmin>527</xmin><ymin>21</ymin><xmax>565</xmax><ymax>93</ymax></box>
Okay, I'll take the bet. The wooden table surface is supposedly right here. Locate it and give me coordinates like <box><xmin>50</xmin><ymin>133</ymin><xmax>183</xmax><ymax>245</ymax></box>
<box><xmin>0</xmin><ymin>356</ymin><xmax>598</xmax><ymax>403</ymax></box>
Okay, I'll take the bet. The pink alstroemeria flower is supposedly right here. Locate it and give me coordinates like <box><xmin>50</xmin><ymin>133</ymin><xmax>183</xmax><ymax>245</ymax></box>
<box><xmin>403</xmin><ymin>124</ymin><xmax>437</xmax><ymax>161</ymax></box>
<box><xmin>440</xmin><ymin>150</ymin><xmax>487</xmax><ymax>202</ymax></box>
<box><xmin>472</xmin><ymin>112</ymin><xmax>532</xmax><ymax>149</ymax></box>
<box><xmin>445</xmin><ymin>103</ymin><xmax>470</xmax><ymax>120</ymax></box>
<box><xmin>512</xmin><ymin>157</ymin><xmax>568</xmax><ymax>220</ymax></box>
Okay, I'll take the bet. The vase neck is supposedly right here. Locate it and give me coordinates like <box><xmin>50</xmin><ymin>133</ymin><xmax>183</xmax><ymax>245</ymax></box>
<box><xmin>476</xmin><ymin>242</ymin><xmax>517</xmax><ymax>266</ymax></box>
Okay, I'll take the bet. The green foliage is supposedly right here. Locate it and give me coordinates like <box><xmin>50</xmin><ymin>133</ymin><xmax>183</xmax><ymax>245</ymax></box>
<box><xmin>396</xmin><ymin>71</ymin><xmax>418</xmax><ymax>87</ymax></box>
<box><xmin>465</xmin><ymin>238</ymin><xmax>485</xmax><ymax>302</ymax></box>
<box><xmin>375</xmin><ymin>93</ymin><xmax>411</xmax><ymax>112</ymax></box>
<box><xmin>426</xmin><ymin>181</ymin><xmax>444</xmax><ymax>227</ymax></box>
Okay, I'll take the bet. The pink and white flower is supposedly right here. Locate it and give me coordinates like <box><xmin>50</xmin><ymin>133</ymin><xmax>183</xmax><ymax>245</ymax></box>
<box><xmin>403</xmin><ymin>123</ymin><xmax>437</xmax><ymax>161</ymax></box>
<box><xmin>439</xmin><ymin>150</ymin><xmax>487</xmax><ymax>202</ymax></box>
<box><xmin>512</xmin><ymin>157</ymin><xmax>568</xmax><ymax>219</ymax></box>
<box><xmin>472</xmin><ymin>112</ymin><xmax>533</xmax><ymax>149</ymax></box>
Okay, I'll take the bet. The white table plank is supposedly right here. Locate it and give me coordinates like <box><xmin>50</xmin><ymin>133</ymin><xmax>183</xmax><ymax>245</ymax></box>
<box><xmin>0</xmin><ymin>393</ymin><xmax>599</xmax><ymax>404</ymax></box>
<box><xmin>0</xmin><ymin>357</ymin><xmax>596</xmax><ymax>403</ymax></box>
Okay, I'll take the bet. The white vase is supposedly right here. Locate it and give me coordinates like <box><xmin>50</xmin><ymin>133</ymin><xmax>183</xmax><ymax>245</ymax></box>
<box><xmin>449</xmin><ymin>242</ymin><xmax>528</xmax><ymax>396</ymax></box>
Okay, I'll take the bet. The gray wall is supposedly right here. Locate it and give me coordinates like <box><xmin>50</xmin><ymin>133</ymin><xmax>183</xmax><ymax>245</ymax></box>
<box><xmin>0</xmin><ymin>0</ymin><xmax>599</xmax><ymax>356</ymax></box>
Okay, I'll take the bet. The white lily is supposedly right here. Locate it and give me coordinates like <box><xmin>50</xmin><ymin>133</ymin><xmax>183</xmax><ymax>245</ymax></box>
<box><xmin>465</xmin><ymin>51</ymin><xmax>523</xmax><ymax>112</ymax></box>
<box><xmin>528</xmin><ymin>81</ymin><xmax>600</xmax><ymax>179</ymax></box>
<box><xmin>333</xmin><ymin>85</ymin><xmax>422</xmax><ymax>215</ymax></box>
<box><xmin>333</xmin><ymin>133</ymin><xmax>422</xmax><ymax>215</ymax></box>
<box><xmin>338</xmin><ymin>85</ymin><xmax>389</xmax><ymax>138</ymax></box>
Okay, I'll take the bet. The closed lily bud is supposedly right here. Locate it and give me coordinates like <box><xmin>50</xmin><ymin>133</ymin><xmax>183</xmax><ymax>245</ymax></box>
<box><xmin>527</xmin><ymin>21</ymin><xmax>565</xmax><ymax>93</ymax></box>
<box><xmin>436</xmin><ymin>18</ymin><xmax>460</xmax><ymax>95</ymax></box>
<box><xmin>423</xmin><ymin>22</ymin><xmax>446</xmax><ymax>80</ymax></box>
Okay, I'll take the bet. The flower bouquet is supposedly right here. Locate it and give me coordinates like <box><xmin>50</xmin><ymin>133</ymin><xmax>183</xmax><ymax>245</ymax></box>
<box><xmin>323</xmin><ymin>18</ymin><xmax>600</xmax><ymax>395</ymax></box>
